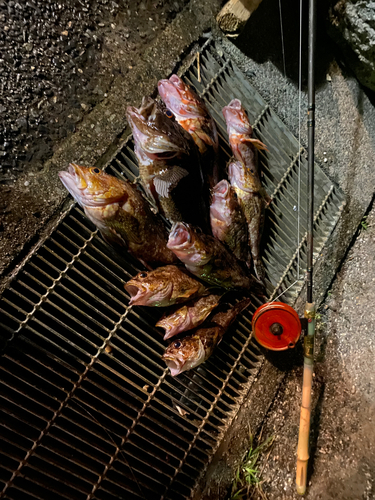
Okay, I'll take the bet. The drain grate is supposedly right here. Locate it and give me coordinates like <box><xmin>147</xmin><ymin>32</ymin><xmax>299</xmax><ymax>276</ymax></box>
<box><xmin>0</xmin><ymin>38</ymin><xmax>344</xmax><ymax>500</ymax></box>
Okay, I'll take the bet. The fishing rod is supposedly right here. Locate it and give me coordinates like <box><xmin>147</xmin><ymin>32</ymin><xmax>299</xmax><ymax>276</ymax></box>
<box><xmin>251</xmin><ymin>0</ymin><xmax>317</xmax><ymax>494</ymax></box>
<box><xmin>296</xmin><ymin>0</ymin><xmax>317</xmax><ymax>494</ymax></box>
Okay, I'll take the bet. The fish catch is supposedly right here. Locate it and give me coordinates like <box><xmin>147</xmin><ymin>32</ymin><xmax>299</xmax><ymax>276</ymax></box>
<box><xmin>156</xmin><ymin>294</ymin><xmax>221</xmax><ymax>340</ymax></box>
<box><xmin>167</xmin><ymin>222</ymin><xmax>254</xmax><ymax>290</ymax></box>
<box><xmin>223</xmin><ymin>99</ymin><xmax>270</xmax><ymax>282</ymax></box>
<box><xmin>162</xmin><ymin>298</ymin><xmax>251</xmax><ymax>376</ymax></box>
<box><xmin>210</xmin><ymin>179</ymin><xmax>251</xmax><ymax>267</ymax></box>
<box><xmin>58</xmin><ymin>164</ymin><xmax>177</xmax><ymax>267</ymax></box>
<box><xmin>158</xmin><ymin>74</ymin><xmax>221</xmax><ymax>189</ymax></box>
<box><xmin>126</xmin><ymin>96</ymin><xmax>209</xmax><ymax>230</ymax></box>
<box><xmin>124</xmin><ymin>265</ymin><xmax>207</xmax><ymax>307</ymax></box>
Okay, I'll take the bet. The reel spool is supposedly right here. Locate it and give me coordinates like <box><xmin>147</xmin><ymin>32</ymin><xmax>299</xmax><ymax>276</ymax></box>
<box><xmin>252</xmin><ymin>302</ymin><xmax>301</xmax><ymax>351</ymax></box>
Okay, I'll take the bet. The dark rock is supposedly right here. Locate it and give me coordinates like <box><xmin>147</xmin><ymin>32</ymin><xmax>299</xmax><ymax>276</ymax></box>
<box><xmin>328</xmin><ymin>1</ymin><xmax>375</xmax><ymax>91</ymax></box>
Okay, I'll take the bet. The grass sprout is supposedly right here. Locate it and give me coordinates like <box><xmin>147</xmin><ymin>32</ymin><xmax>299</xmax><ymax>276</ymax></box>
<box><xmin>229</xmin><ymin>434</ymin><xmax>275</xmax><ymax>500</ymax></box>
<box><xmin>361</xmin><ymin>215</ymin><xmax>369</xmax><ymax>230</ymax></box>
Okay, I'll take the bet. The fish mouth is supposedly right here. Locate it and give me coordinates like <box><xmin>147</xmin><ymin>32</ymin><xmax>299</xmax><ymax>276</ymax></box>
<box><xmin>124</xmin><ymin>283</ymin><xmax>146</xmax><ymax>305</ymax></box>
<box><xmin>58</xmin><ymin>163</ymin><xmax>87</xmax><ymax>206</ymax></box>
<box><xmin>162</xmin><ymin>355</ymin><xmax>183</xmax><ymax>377</ymax></box>
<box><xmin>227</xmin><ymin>98</ymin><xmax>242</xmax><ymax>110</ymax></box>
<box><xmin>213</xmin><ymin>179</ymin><xmax>229</xmax><ymax>197</ymax></box>
<box><xmin>168</xmin><ymin>222</ymin><xmax>191</xmax><ymax>249</ymax></box>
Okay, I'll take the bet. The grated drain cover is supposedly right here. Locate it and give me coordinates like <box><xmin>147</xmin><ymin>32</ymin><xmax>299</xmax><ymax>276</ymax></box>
<box><xmin>0</xmin><ymin>38</ymin><xmax>344</xmax><ymax>500</ymax></box>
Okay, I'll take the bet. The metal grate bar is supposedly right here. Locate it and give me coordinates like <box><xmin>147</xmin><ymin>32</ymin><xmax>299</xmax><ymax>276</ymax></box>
<box><xmin>0</xmin><ymin>309</ymin><xmax>130</xmax><ymax>497</ymax></box>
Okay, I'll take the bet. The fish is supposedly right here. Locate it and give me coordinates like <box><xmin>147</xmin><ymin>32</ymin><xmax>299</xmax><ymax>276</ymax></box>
<box><xmin>158</xmin><ymin>74</ymin><xmax>221</xmax><ymax>189</ymax></box>
<box><xmin>167</xmin><ymin>222</ymin><xmax>255</xmax><ymax>290</ymax></box>
<box><xmin>126</xmin><ymin>96</ymin><xmax>209</xmax><ymax>231</ymax></box>
<box><xmin>222</xmin><ymin>98</ymin><xmax>268</xmax><ymax>193</ymax></box>
<box><xmin>210</xmin><ymin>179</ymin><xmax>251</xmax><ymax>267</ymax></box>
<box><xmin>124</xmin><ymin>265</ymin><xmax>207</xmax><ymax>307</ymax></box>
<box><xmin>162</xmin><ymin>298</ymin><xmax>251</xmax><ymax>376</ymax></box>
<box><xmin>223</xmin><ymin>99</ymin><xmax>270</xmax><ymax>282</ymax></box>
<box><xmin>156</xmin><ymin>294</ymin><xmax>222</xmax><ymax>340</ymax></box>
<box><xmin>58</xmin><ymin>164</ymin><xmax>177</xmax><ymax>268</ymax></box>
<box><xmin>228</xmin><ymin>161</ymin><xmax>268</xmax><ymax>283</ymax></box>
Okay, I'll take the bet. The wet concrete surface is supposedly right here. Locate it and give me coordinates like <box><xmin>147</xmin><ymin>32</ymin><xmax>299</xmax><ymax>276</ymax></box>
<box><xmin>1</xmin><ymin>1</ymin><xmax>375</xmax><ymax>499</ymax></box>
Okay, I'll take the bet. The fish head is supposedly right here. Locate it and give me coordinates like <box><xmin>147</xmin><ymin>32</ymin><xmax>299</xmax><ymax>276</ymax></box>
<box><xmin>222</xmin><ymin>99</ymin><xmax>252</xmax><ymax>136</ymax></box>
<box><xmin>167</xmin><ymin>222</ymin><xmax>209</xmax><ymax>265</ymax></box>
<box><xmin>228</xmin><ymin>160</ymin><xmax>261</xmax><ymax>193</ymax></box>
<box><xmin>58</xmin><ymin>164</ymin><xmax>129</xmax><ymax>208</ymax></box>
<box><xmin>162</xmin><ymin>337</ymin><xmax>206</xmax><ymax>376</ymax></box>
<box><xmin>124</xmin><ymin>268</ymin><xmax>174</xmax><ymax>306</ymax></box>
<box><xmin>126</xmin><ymin>97</ymin><xmax>190</xmax><ymax>160</ymax></box>
<box><xmin>158</xmin><ymin>75</ymin><xmax>207</xmax><ymax>121</ymax></box>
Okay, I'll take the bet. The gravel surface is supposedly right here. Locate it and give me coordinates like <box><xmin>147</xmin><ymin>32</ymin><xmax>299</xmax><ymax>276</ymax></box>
<box><xmin>0</xmin><ymin>0</ymin><xmax>188</xmax><ymax>179</ymax></box>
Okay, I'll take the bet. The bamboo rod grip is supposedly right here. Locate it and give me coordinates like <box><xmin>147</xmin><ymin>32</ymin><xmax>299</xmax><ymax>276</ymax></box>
<box><xmin>296</xmin><ymin>362</ymin><xmax>313</xmax><ymax>495</ymax></box>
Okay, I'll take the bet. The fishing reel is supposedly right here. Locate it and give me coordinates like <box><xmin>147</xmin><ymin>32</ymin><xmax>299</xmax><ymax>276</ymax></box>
<box><xmin>252</xmin><ymin>302</ymin><xmax>302</xmax><ymax>351</ymax></box>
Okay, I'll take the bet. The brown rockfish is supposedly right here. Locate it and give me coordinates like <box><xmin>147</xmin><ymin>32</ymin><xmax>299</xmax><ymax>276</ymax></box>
<box><xmin>126</xmin><ymin>96</ymin><xmax>209</xmax><ymax>231</ymax></box>
<box><xmin>124</xmin><ymin>265</ymin><xmax>207</xmax><ymax>307</ymax></box>
<box><xmin>156</xmin><ymin>294</ymin><xmax>221</xmax><ymax>340</ymax></box>
<box><xmin>223</xmin><ymin>99</ymin><xmax>270</xmax><ymax>282</ymax></box>
<box><xmin>58</xmin><ymin>164</ymin><xmax>176</xmax><ymax>268</ymax></box>
<box><xmin>162</xmin><ymin>298</ymin><xmax>251</xmax><ymax>376</ymax></box>
<box><xmin>210</xmin><ymin>179</ymin><xmax>251</xmax><ymax>267</ymax></box>
<box><xmin>158</xmin><ymin>74</ymin><xmax>221</xmax><ymax>189</ymax></box>
<box><xmin>167</xmin><ymin>222</ymin><xmax>254</xmax><ymax>290</ymax></box>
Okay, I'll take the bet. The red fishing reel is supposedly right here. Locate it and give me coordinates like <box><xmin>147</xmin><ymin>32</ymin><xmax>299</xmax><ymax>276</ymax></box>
<box><xmin>252</xmin><ymin>302</ymin><xmax>301</xmax><ymax>351</ymax></box>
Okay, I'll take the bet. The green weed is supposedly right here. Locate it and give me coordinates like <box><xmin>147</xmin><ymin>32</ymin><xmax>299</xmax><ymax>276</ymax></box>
<box><xmin>229</xmin><ymin>434</ymin><xmax>275</xmax><ymax>500</ymax></box>
<box><xmin>361</xmin><ymin>216</ymin><xmax>369</xmax><ymax>230</ymax></box>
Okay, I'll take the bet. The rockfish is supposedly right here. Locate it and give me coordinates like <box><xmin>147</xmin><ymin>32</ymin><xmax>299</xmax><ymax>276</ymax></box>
<box><xmin>223</xmin><ymin>99</ymin><xmax>270</xmax><ymax>282</ymax></box>
<box><xmin>210</xmin><ymin>179</ymin><xmax>251</xmax><ymax>267</ymax></box>
<box><xmin>158</xmin><ymin>74</ymin><xmax>220</xmax><ymax>189</ymax></box>
<box><xmin>156</xmin><ymin>294</ymin><xmax>221</xmax><ymax>340</ymax></box>
<box><xmin>162</xmin><ymin>298</ymin><xmax>251</xmax><ymax>376</ymax></box>
<box><xmin>126</xmin><ymin>96</ymin><xmax>209</xmax><ymax>230</ymax></box>
<box><xmin>124</xmin><ymin>265</ymin><xmax>207</xmax><ymax>307</ymax></box>
<box><xmin>167</xmin><ymin>222</ymin><xmax>254</xmax><ymax>290</ymax></box>
<box><xmin>58</xmin><ymin>164</ymin><xmax>176</xmax><ymax>268</ymax></box>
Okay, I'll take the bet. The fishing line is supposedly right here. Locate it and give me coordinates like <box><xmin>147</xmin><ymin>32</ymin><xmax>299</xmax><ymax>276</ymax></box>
<box><xmin>278</xmin><ymin>0</ymin><xmax>286</xmax><ymax>78</ymax></box>
<box><xmin>270</xmin><ymin>0</ymin><xmax>304</xmax><ymax>302</ymax></box>
<box><xmin>297</xmin><ymin>0</ymin><xmax>303</xmax><ymax>281</ymax></box>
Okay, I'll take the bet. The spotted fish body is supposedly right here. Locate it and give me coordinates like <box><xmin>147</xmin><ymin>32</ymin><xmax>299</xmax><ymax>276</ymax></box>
<box><xmin>162</xmin><ymin>298</ymin><xmax>251</xmax><ymax>376</ymax></box>
<box><xmin>158</xmin><ymin>74</ymin><xmax>221</xmax><ymax>189</ymax></box>
<box><xmin>167</xmin><ymin>222</ymin><xmax>253</xmax><ymax>290</ymax></box>
<box><xmin>58</xmin><ymin>164</ymin><xmax>176</xmax><ymax>268</ymax></box>
<box><xmin>156</xmin><ymin>294</ymin><xmax>221</xmax><ymax>340</ymax></box>
<box><xmin>223</xmin><ymin>99</ymin><xmax>270</xmax><ymax>282</ymax></box>
<box><xmin>124</xmin><ymin>265</ymin><xmax>207</xmax><ymax>307</ymax></box>
<box><xmin>126</xmin><ymin>97</ymin><xmax>209</xmax><ymax>231</ymax></box>
<box><xmin>210</xmin><ymin>179</ymin><xmax>251</xmax><ymax>267</ymax></box>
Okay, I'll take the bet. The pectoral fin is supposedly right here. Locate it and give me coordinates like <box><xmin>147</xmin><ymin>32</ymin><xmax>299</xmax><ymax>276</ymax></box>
<box><xmin>107</xmin><ymin>214</ymin><xmax>142</xmax><ymax>245</ymax></box>
<box><xmin>179</xmin><ymin>284</ymin><xmax>201</xmax><ymax>299</ymax></box>
<box><xmin>242</xmin><ymin>137</ymin><xmax>268</xmax><ymax>151</ymax></box>
<box><xmin>154</xmin><ymin>166</ymin><xmax>189</xmax><ymax>198</ymax></box>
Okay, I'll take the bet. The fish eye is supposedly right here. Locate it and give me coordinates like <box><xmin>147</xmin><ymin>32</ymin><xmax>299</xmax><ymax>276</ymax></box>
<box><xmin>90</xmin><ymin>167</ymin><xmax>101</xmax><ymax>174</ymax></box>
<box><xmin>139</xmin><ymin>272</ymin><xmax>147</xmax><ymax>278</ymax></box>
<box><xmin>173</xmin><ymin>341</ymin><xmax>181</xmax><ymax>348</ymax></box>
<box><xmin>165</xmin><ymin>109</ymin><xmax>173</xmax><ymax>119</ymax></box>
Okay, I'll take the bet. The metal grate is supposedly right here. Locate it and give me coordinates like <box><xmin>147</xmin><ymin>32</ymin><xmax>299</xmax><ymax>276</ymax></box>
<box><xmin>0</xmin><ymin>38</ymin><xmax>344</xmax><ymax>500</ymax></box>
